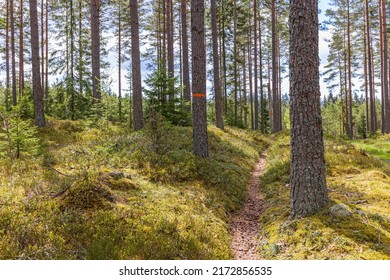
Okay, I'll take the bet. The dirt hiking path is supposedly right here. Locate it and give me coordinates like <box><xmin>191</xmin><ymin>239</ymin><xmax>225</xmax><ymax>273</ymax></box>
<box><xmin>230</xmin><ymin>151</ymin><xmax>267</xmax><ymax>260</ymax></box>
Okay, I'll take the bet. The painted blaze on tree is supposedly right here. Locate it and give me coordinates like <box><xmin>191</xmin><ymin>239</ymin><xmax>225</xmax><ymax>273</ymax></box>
<box><xmin>191</xmin><ymin>0</ymin><xmax>208</xmax><ymax>157</ymax></box>
<box><xmin>289</xmin><ymin>0</ymin><xmax>328</xmax><ymax>218</ymax></box>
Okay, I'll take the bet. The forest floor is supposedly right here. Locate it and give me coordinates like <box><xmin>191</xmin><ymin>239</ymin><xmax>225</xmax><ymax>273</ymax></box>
<box><xmin>351</xmin><ymin>135</ymin><xmax>390</xmax><ymax>162</ymax></box>
<box><xmin>257</xmin><ymin>132</ymin><xmax>390</xmax><ymax>259</ymax></box>
<box><xmin>230</xmin><ymin>151</ymin><xmax>267</xmax><ymax>260</ymax></box>
<box><xmin>1</xmin><ymin>118</ymin><xmax>389</xmax><ymax>260</ymax></box>
<box><xmin>0</xmin><ymin>118</ymin><xmax>270</xmax><ymax>259</ymax></box>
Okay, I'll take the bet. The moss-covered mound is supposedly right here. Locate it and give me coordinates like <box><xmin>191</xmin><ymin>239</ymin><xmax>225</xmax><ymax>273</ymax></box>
<box><xmin>59</xmin><ymin>178</ymin><xmax>115</xmax><ymax>211</ymax></box>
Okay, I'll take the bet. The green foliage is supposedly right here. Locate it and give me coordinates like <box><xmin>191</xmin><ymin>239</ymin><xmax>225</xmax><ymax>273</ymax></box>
<box><xmin>0</xmin><ymin>107</ymin><xmax>40</xmax><ymax>159</ymax></box>
<box><xmin>144</xmin><ymin>62</ymin><xmax>191</xmax><ymax>126</ymax></box>
<box><xmin>322</xmin><ymin>99</ymin><xmax>342</xmax><ymax>138</ymax></box>
<box><xmin>16</xmin><ymin>90</ymin><xmax>36</xmax><ymax>119</ymax></box>
<box><xmin>357</xmin><ymin>112</ymin><xmax>367</xmax><ymax>139</ymax></box>
<box><xmin>224</xmin><ymin>99</ymin><xmax>245</xmax><ymax>128</ymax></box>
<box><xmin>261</xmin><ymin>98</ymin><xmax>271</xmax><ymax>133</ymax></box>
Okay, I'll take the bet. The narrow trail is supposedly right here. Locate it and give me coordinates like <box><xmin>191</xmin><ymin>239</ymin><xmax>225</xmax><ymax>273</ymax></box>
<box><xmin>230</xmin><ymin>150</ymin><xmax>267</xmax><ymax>260</ymax></box>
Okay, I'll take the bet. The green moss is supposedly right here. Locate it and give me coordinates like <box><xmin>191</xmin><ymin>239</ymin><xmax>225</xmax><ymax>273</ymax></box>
<box><xmin>351</xmin><ymin>135</ymin><xmax>390</xmax><ymax>161</ymax></box>
<box><xmin>258</xmin><ymin>134</ymin><xmax>390</xmax><ymax>260</ymax></box>
<box><xmin>0</xmin><ymin>120</ymin><xmax>268</xmax><ymax>259</ymax></box>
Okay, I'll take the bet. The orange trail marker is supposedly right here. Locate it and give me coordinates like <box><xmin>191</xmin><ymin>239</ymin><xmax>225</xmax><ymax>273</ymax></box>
<box><xmin>193</xmin><ymin>93</ymin><xmax>206</xmax><ymax>98</ymax></box>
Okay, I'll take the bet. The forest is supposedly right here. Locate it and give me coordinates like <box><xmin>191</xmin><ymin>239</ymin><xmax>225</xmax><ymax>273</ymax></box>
<box><xmin>0</xmin><ymin>0</ymin><xmax>389</xmax><ymax>260</ymax></box>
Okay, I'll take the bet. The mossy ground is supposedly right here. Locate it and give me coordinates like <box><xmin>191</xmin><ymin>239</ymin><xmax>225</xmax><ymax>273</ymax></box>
<box><xmin>0</xmin><ymin>119</ymin><xmax>269</xmax><ymax>259</ymax></box>
<box><xmin>258</xmin><ymin>132</ymin><xmax>390</xmax><ymax>259</ymax></box>
<box><xmin>351</xmin><ymin>135</ymin><xmax>390</xmax><ymax>162</ymax></box>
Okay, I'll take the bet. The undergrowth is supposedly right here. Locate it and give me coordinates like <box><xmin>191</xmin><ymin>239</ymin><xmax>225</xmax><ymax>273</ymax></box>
<box><xmin>0</xmin><ymin>119</ymin><xmax>269</xmax><ymax>259</ymax></box>
<box><xmin>351</xmin><ymin>135</ymin><xmax>390</xmax><ymax>161</ymax></box>
<box><xmin>259</xmin><ymin>132</ymin><xmax>390</xmax><ymax>260</ymax></box>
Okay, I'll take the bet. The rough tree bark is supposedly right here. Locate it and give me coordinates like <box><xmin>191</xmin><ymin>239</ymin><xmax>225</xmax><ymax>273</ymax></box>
<box><xmin>11</xmin><ymin>0</ymin><xmax>17</xmax><ymax>105</ymax></box>
<box><xmin>191</xmin><ymin>0</ymin><xmax>208</xmax><ymax>157</ymax></box>
<box><xmin>130</xmin><ymin>0</ymin><xmax>144</xmax><ymax>130</ymax></box>
<box><xmin>29</xmin><ymin>0</ymin><xmax>46</xmax><ymax>127</ymax></box>
<box><xmin>289</xmin><ymin>0</ymin><xmax>328</xmax><ymax>218</ymax></box>
<box><xmin>91</xmin><ymin>0</ymin><xmax>101</xmax><ymax>102</ymax></box>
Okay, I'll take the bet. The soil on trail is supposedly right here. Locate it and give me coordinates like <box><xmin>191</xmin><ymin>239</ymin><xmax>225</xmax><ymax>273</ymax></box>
<box><xmin>230</xmin><ymin>151</ymin><xmax>267</xmax><ymax>260</ymax></box>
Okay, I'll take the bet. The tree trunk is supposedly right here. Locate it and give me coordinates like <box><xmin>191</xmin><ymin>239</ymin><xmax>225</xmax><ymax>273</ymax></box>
<box><xmin>157</xmin><ymin>0</ymin><xmax>162</xmax><ymax>101</ymax></box>
<box><xmin>19</xmin><ymin>0</ymin><xmax>25</xmax><ymax>95</ymax></box>
<box><xmin>41</xmin><ymin>0</ymin><xmax>45</xmax><ymax>95</ymax></box>
<box><xmin>222</xmin><ymin>0</ymin><xmax>227</xmax><ymax>115</ymax></box>
<box><xmin>181</xmin><ymin>0</ymin><xmax>190</xmax><ymax>108</ymax></box>
<box><xmin>211</xmin><ymin>0</ymin><xmax>223</xmax><ymax>129</ymax></box>
<box><xmin>233</xmin><ymin>0</ymin><xmax>238</xmax><ymax>125</ymax></box>
<box><xmin>243</xmin><ymin>47</ymin><xmax>247</xmax><ymax>128</ymax></box>
<box><xmin>162</xmin><ymin>0</ymin><xmax>167</xmax><ymax>101</ymax></box>
<box><xmin>363</xmin><ymin>14</ymin><xmax>369</xmax><ymax>136</ymax></box>
<box><xmin>289</xmin><ymin>0</ymin><xmax>328</xmax><ymax>218</ymax></box>
<box><xmin>179</xmin><ymin>4</ymin><xmax>183</xmax><ymax>108</ymax></box>
<box><xmin>268</xmin><ymin>54</ymin><xmax>272</xmax><ymax>130</ymax></box>
<box><xmin>259</xmin><ymin>9</ymin><xmax>265</xmax><ymax>133</ymax></box>
<box><xmin>91</xmin><ymin>0</ymin><xmax>101</xmax><ymax>102</ymax></box>
<box><xmin>118</xmin><ymin>1</ymin><xmax>122</xmax><ymax>121</ymax></box>
<box><xmin>370</xmin><ymin>37</ymin><xmax>377</xmax><ymax>132</ymax></box>
<box><xmin>29</xmin><ymin>0</ymin><xmax>46</xmax><ymax>127</ymax></box>
<box><xmin>347</xmin><ymin>0</ymin><xmax>353</xmax><ymax>139</ymax></box>
<box><xmin>45</xmin><ymin>0</ymin><xmax>49</xmax><ymax>99</ymax></box>
<box><xmin>70</xmin><ymin>0</ymin><xmax>75</xmax><ymax>119</ymax></box>
<box><xmin>380</xmin><ymin>0</ymin><xmax>390</xmax><ymax>133</ymax></box>
<box><xmin>167</xmin><ymin>0</ymin><xmax>174</xmax><ymax>104</ymax></box>
<box><xmin>248</xmin><ymin>18</ymin><xmax>254</xmax><ymax>130</ymax></box>
<box><xmin>365</xmin><ymin>0</ymin><xmax>376</xmax><ymax>134</ymax></box>
<box><xmin>79</xmin><ymin>0</ymin><xmax>83</xmax><ymax>95</ymax></box>
<box><xmin>338</xmin><ymin>52</ymin><xmax>344</xmax><ymax>136</ymax></box>
<box><xmin>218</xmin><ymin>5</ymin><xmax>224</xmax><ymax>115</ymax></box>
<box><xmin>11</xmin><ymin>0</ymin><xmax>17</xmax><ymax>105</ymax></box>
<box><xmin>130</xmin><ymin>0</ymin><xmax>144</xmax><ymax>130</ymax></box>
<box><xmin>5</xmin><ymin>0</ymin><xmax>10</xmax><ymax>110</ymax></box>
<box><xmin>191</xmin><ymin>0</ymin><xmax>208</xmax><ymax>157</ymax></box>
<box><xmin>343</xmin><ymin>32</ymin><xmax>348</xmax><ymax>136</ymax></box>
<box><xmin>271</xmin><ymin>0</ymin><xmax>280</xmax><ymax>133</ymax></box>
<box><xmin>253</xmin><ymin>0</ymin><xmax>259</xmax><ymax>130</ymax></box>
